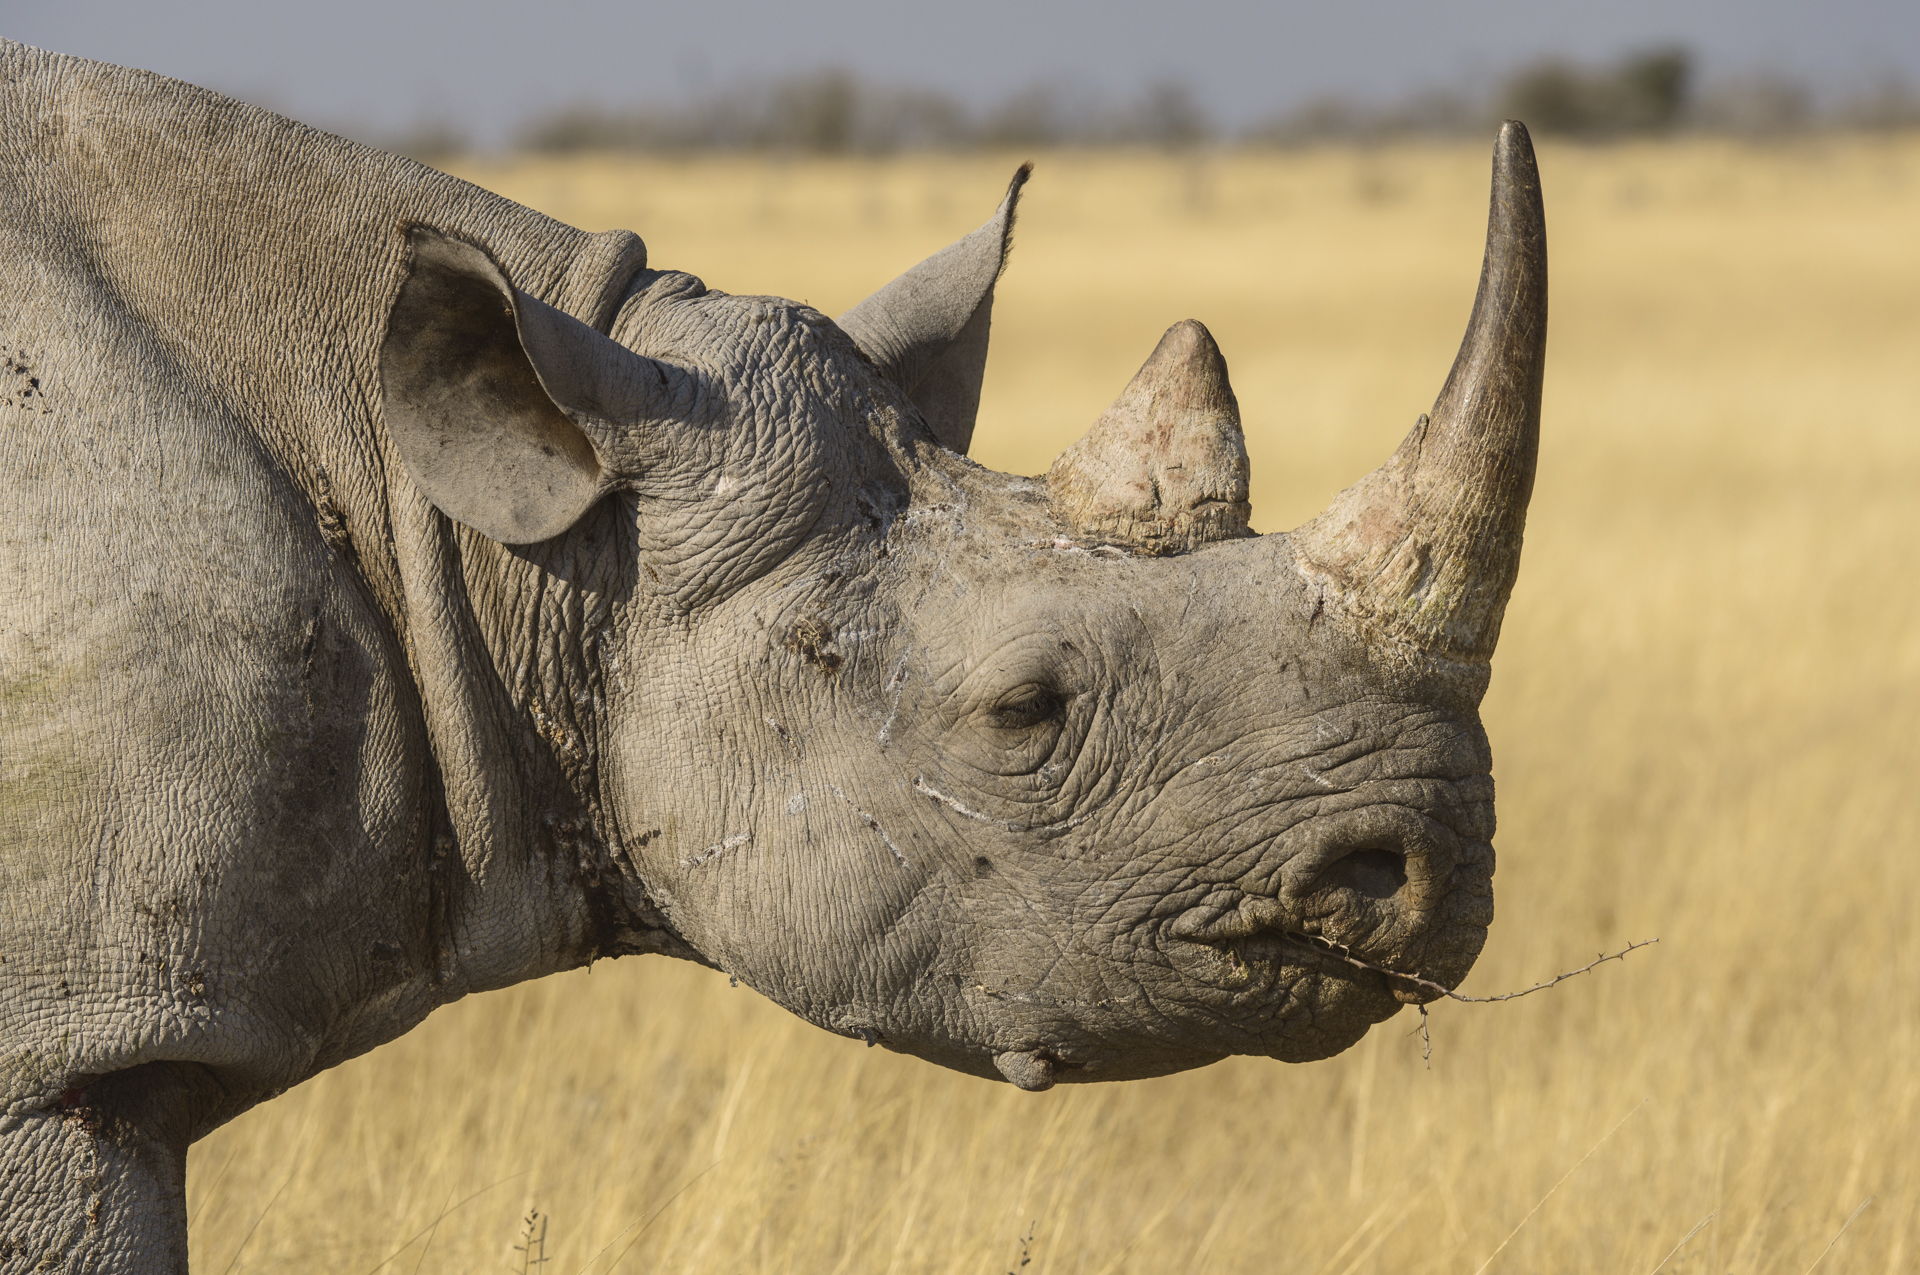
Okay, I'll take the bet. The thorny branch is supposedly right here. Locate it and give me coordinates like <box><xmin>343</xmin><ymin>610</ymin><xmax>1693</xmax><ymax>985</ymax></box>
<box><xmin>1284</xmin><ymin>934</ymin><xmax>1660</xmax><ymax>1068</ymax></box>
<box><xmin>1285</xmin><ymin>934</ymin><xmax>1659</xmax><ymax>1004</ymax></box>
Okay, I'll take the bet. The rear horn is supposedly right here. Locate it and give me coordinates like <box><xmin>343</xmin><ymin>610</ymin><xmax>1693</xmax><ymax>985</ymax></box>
<box><xmin>1045</xmin><ymin>319</ymin><xmax>1252</xmax><ymax>556</ymax></box>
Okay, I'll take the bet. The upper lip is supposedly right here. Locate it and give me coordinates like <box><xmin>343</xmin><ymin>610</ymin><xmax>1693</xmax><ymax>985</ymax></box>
<box><xmin>1165</xmin><ymin>894</ymin><xmax>1292</xmax><ymax>944</ymax></box>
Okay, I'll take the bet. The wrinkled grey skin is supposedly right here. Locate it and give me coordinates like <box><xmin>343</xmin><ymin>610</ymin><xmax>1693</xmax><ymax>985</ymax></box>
<box><xmin>0</xmin><ymin>41</ymin><xmax>1542</xmax><ymax>1273</ymax></box>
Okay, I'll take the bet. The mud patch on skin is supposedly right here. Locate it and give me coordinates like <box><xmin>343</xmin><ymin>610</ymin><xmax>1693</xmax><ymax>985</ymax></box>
<box><xmin>785</xmin><ymin>614</ymin><xmax>843</xmax><ymax>674</ymax></box>
<box><xmin>3</xmin><ymin>349</ymin><xmax>51</xmax><ymax>414</ymax></box>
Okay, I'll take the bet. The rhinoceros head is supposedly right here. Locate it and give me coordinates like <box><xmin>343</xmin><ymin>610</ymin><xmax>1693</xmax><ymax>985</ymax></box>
<box><xmin>380</xmin><ymin>124</ymin><xmax>1545</xmax><ymax>1089</ymax></box>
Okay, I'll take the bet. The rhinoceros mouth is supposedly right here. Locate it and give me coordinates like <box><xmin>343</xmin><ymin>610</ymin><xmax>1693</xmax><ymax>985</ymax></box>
<box><xmin>1165</xmin><ymin>891</ymin><xmax>1454</xmax><ymax>1008</ymax></box>
<box><xmin>1268</xmin><ymin>931</ymin><xmax>1453</xmax><ymax>1004</ymax></box>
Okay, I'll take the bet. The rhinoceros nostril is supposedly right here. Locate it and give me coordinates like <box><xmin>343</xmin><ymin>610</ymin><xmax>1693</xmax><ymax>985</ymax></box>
<box><xmin>1317</xmin><ymin>847</ymin><xmax>1409</xmax><ymax>902</ymax></box>
<box><xmin>1278</xmin><ymin>806</ymin><xmax>1456</xmax><ymax>917</ymax></box>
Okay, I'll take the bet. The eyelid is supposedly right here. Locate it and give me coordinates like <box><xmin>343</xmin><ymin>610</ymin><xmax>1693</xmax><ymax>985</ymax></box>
<box><xmin>942</xmin><ymin>632</ymin><xmax>1090</xmax><ymax>724</ymax></box>
<box><xmin>995</xmin><ymin>683</ymin><xmax>1055</xmax><ymax>709</ymax></box>
<box><xmin>986</xmin><ymin>684</ymin><xmax>1069</xmax><ymax>727</ymax></box>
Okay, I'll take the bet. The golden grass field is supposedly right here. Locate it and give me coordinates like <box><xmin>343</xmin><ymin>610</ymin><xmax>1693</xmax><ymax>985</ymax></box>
<box><xmin>184</xmin><ymin>136</ymin><xmax>1920</xmax><ymax>1272</ymax></box>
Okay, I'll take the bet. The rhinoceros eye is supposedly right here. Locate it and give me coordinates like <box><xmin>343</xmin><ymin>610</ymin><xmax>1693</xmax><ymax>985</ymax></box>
<box><xmin>987</xmin><ymin>683</ymin><xmax>1068</xmax><ymax>730</ymax></box>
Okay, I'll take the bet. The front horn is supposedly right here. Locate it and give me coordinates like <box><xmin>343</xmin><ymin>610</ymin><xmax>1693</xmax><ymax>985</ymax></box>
<box><xmin>1290</xmin><ymin>120</ymin><xmax>1547</xmax><ymax>665</ymax></box>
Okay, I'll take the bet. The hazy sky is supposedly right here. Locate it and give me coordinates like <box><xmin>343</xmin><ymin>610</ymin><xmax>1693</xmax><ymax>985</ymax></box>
<box><xmin>10</xmin><ymin>0</ymin><xmax>1919</xmax><ymax>145</ymax></box>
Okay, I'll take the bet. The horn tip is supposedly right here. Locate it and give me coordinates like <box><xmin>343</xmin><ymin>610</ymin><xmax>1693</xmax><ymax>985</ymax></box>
<box><xmin>1143</xmin><ymin>319</ymin><xmax>1233</xmax><ymax>408</ymax></box>
<box><xmin>1157</xmin><ymin>318</ymin><xmax>1218</xmax><ymax>359</ymax></box>
<box><xmin>1493</xmin><ymin>120</ymin><xmax>1542</xmax><ymax>188</ymax></box>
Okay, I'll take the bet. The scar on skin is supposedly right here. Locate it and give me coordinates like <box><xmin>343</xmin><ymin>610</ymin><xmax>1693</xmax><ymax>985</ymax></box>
<box><xmin>913</xmin><ymin>775</ymin><xmax>991</xmax><ymax>823</ymax></box>
<box><xmin>766</xmin><ymin>716</ymin><xmax>799</xmax><ymax>757</ymax></box>
<box><xmin>913</xmin><ymin>775</ymin><xmax>1091</xmax><ymax>836</ymax></box>
<box><xmin>860</xmin><ymin>812</ymin><xmax>910</xmax><ymax>869</ymax></box>
<box><xmin>683</xmin><ymin>831</ymin><xmax>752</xmax><ymax>868</ymax></box>
<box><xmin>829</xmin><ymin>785</ymin><xmax>910</xmax><ymax>868</ymax></box>
<box><xmin>877</xmin><ymin>649</ymin><xmax>911</xmax><ymax>746</ymax></box>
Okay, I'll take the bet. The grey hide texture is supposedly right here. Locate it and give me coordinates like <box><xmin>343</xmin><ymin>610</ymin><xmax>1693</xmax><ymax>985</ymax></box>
<box><xmin>0</xmin><ymin>40</ymin><xmax>1547</xmax><ymax>1273</ymax></box>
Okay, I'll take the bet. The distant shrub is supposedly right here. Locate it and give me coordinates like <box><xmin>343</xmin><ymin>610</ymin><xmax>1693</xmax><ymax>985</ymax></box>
<box><xmin>1836</xmin><ymin>74</ymin><xmax>1920</xmax><ymax>131</ymax></box>
<box><xmin>1500</xmin><ymin>47</ymin><xmax>1694</xmax><ymax>137</ymax></box>
<box><xmin>518</xmin><ymin>70</ymin><xmax>973</xmax><ymax>154</ymax></box>
<box><xmin>516</xmin><ymin>71</ymin><xmax>1211</xmax><ymax>155</ymax></box>
<box><xmin>1693</xmin><ymin>73</ymin><xmax>1814</xmax><ymax>137</ymax></box>
<box><xmin>437</xmin><ymin>47</ymin><xmax>1920</xmax><ymax>158</ymax></box>
<box><xmin>1246</xmin><ymin>88</ymin><xmax>1481</xmax><ymax>146</ymax></box>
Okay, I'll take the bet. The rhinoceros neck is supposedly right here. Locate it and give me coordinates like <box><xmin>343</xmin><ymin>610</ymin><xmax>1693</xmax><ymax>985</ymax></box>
<box><xmin>390</xmin><ymin>494</ymin><xmax>702</xmax><ymax>994</ymax></box>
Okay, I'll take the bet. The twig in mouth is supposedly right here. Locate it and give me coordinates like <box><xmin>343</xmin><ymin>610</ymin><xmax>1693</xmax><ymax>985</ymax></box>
<box><xmin>1285</xmin><ymin>934</ymin><xmax>1659</xmax><ymax>1004</ymax></box>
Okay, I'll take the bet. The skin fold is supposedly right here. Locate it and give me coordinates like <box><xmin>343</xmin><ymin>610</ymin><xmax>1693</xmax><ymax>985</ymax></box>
<box><xmin>0</xmin><ymin>38</ymin><xmax>1542</xmax><ymax>1272</ymax></box>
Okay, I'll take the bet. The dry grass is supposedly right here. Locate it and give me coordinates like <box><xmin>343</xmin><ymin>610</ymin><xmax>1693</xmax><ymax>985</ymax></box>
<box><xmin>185</xmin><ymin>138</ymin><xmax>1920</xmax><ymax>1272</ymax></box>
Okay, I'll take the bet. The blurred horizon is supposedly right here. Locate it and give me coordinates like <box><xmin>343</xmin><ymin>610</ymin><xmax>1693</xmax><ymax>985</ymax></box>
<box><xmin>12</xmin><ymin>0</ymin><xmax>1920</xmax><ymax>156</ymax></box>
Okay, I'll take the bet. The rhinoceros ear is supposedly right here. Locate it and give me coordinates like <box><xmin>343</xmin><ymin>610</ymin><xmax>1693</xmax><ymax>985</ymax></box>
<box><xmin>838</xmin><ymin>164</ymin><xmax>1029</xmax><ymax>454</ymax></box>
<box><xmin>380</xmin><ymin>227</ymin><xmax>668</xmax><ymax>544</ymax></box>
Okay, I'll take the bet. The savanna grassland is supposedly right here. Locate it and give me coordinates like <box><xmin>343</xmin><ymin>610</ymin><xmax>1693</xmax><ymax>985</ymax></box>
<box><xmin>183</xmin><ymin>136</ymin><xmax>1920</xmax><ymax>1273</ymax></box>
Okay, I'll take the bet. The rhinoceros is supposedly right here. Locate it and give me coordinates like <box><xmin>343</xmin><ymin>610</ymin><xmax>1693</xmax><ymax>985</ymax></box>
<box><xmin>0</xmin><ymin>39</ymin><xmax>1546</xmax><ymax>1272</ymax></box>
